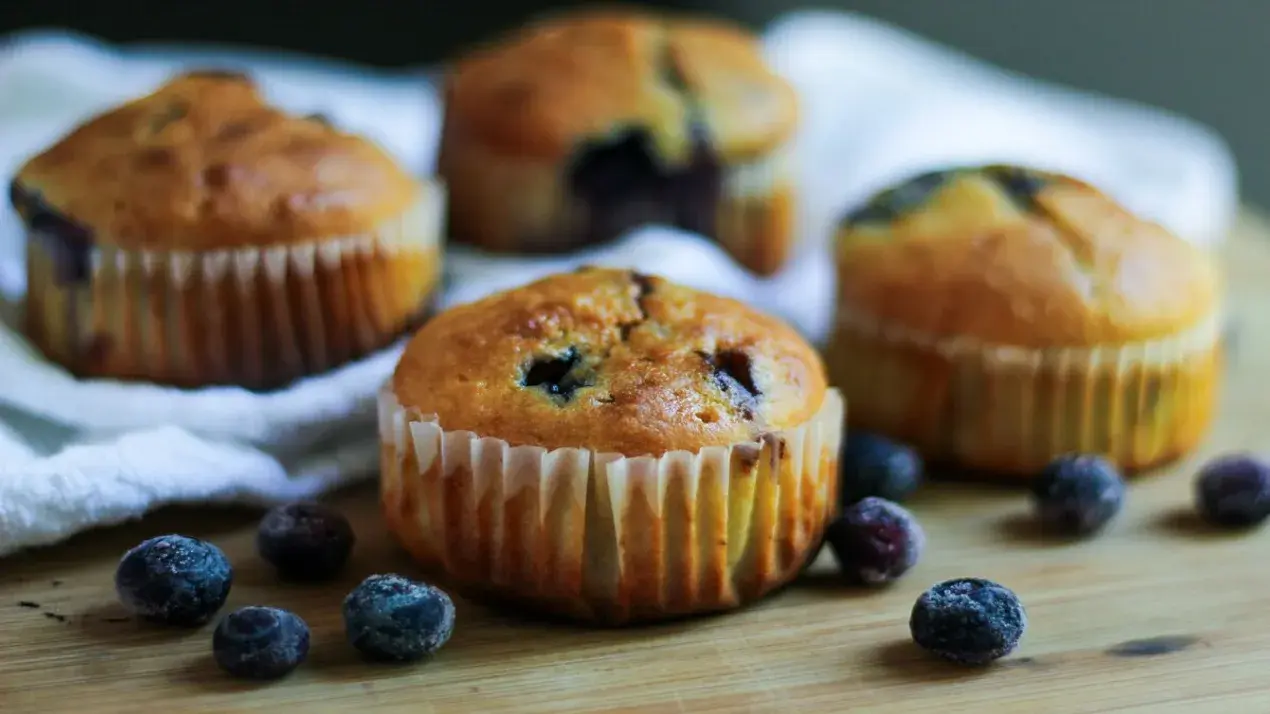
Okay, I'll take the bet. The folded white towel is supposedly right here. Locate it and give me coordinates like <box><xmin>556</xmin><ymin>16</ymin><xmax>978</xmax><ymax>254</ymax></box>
<box><xmin>0</xmin><ymin>10</ymin><xmax>1238</xmax><ymax>556</ymax></box>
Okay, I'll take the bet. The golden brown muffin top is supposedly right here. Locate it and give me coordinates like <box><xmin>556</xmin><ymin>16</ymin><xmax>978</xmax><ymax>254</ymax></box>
<box><xmin>393</xmin><ymin>267</ymin><xmax>828</xmax><ymax>456</ymax></box>
<box><xmin>834</xmin><ymin>166</ymin><xmax>1221</xmax><ymax>348</ymax></box>
<box><xmin>12</xmin><ymin>71</ymin><xmax>419</xmax><ymax>251</ymax></box>
<box><xmin>442</xmin><ymin>9</ymin><xmax>798</xmax><ymax>164</ymax></box>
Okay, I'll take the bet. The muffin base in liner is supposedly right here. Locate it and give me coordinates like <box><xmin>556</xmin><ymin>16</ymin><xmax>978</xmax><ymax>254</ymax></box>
<box><xmin>825</xmin><ymin>303</ymin><xmax>1223</xmax><ymax>477</ymax></box>
<box><xmin>379</xmin><ymin>386</ymin><xmax>844</xmax><ymax>625</ymax></box>
<box><xmin>439</xmin><ymin>129</ymin><xmax>797</xmax><ymax>276</ymax></box>
<box><xmin>23</xmin><ymin>184</ymin><xmax>445</xmax><ymax>391</ymax></box>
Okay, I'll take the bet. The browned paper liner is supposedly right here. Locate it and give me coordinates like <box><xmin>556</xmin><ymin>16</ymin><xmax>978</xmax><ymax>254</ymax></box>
<box><xmin>380</xmin><ymin>385</ymin><xmax>844</xmax><ymax>625</ymax></box>
<box><xmin>24</xmin><ymin>183</ymin><xmax>445</xmax><ymax>390</ymax></box>
<box><xmin>826</xmin><ymin>303</ymin><xmax>1223</xmax><ymax>475</ymax></box>
<box><xmin>442</xmin><ymin>134</ymin><xmax>796</xmax><ymax>276</ymax></box>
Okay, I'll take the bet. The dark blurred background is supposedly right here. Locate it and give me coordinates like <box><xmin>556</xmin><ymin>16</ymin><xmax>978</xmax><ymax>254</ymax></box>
<box><xmin>1</xmin><ymin>0</ymin><xmax>1263</xmax><ymax>207</ymax></box>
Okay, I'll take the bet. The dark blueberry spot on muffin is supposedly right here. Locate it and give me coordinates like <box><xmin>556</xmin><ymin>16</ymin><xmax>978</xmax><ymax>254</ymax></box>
<box><xmin>567</xmin><ymin>125</ymin><xmax>722</xmax><ymax>246</ymax></box>
<box><xmin>570</xmin><ymin>130</ymin><xmax>665</xmax><ymax>212</ymax></box>
<box><xmin>712</xmin><ymin>349</ymin><xmax>760</xmax><ymax>397</ymax></box>
<box><xmin>844</xmin><ymin>170</ymin><xmax>953</xmax><ymax>226</ymax></box>
<box><xmin>9</xmin><ymin>181</ymin><xmax>96</xmax><ymax>285</ymax></box>
<box><xmin>562</xmin><ymin>33</ymin><xmax>722</xmax><ymax>249</ymax></box>
<box><xmin>674</xmin><ymin>122</ymin><xmax>724</xmax><ymax>236</ymax></box>
<box><xmin>522</xmin><ymin>347</ymin><xmax>593</xmax><ymax>402</ymax></box>
<box><xmin>619</xmin><ymin>271</ymin><xmax>656</xmax><ymax>341</ymax></box>
<box><xmin>630</xmin><ymin>271</ymin><xmax>655</xmax><ymax>306</ymax></box>
<box><xmin>984</xmin><ymin>165</ymin><xmax>1049</xmax><ymax>210</ymax></box>
<box><xmin>701</xmin><ymin>349</ymin><xmax>760</xmax><ymax>418</ymax></box>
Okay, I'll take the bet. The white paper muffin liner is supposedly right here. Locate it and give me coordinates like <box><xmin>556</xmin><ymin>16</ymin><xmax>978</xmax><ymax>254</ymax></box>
<box><xmin>24</xmin><ymin>182</ymin><xmax>445</xmax><ymax>390</ymax></box>
<box><xmin>826</xmin><ymin>303</ymin><xmax>1223</xmax><ymax>475</ymax></box>
<box><xmin>379</xmin><ymin>384</ymin><xmax>844</xmax><ymax>625</ymax></box>
<box><xmin>440</xmin><ymin>130</ymin><xmax>797</xmax><ymax>276</ymax></box>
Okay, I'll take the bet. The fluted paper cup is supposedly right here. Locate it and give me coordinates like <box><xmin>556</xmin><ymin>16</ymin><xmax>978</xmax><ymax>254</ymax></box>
<box><xmin>379</xmin><ymin>384</ymin><xmax>844</xmax><ymax>625</ymax></box>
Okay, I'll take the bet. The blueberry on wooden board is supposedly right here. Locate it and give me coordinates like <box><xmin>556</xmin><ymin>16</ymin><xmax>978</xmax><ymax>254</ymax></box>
<box><xmin>825</xmin><ymin>497</ymin><xmax>925</xmax><ymax>586</ymax></box>
<box><xmin>839</xmin><ymin>432</ymin><xmax>924</xmax><ymax>505</ymax></box>
<box><xmin>1030</xmin><ymin>454</ymin><xmax>1125</xmax><ymax>536</ymax></box>
<box><xmin>343</xmin><ymin>574</ymin><xmax>456</xmax><ymax>662</ymax></box>
<box><xmin>213</xmin><ymin>607</ymin><xmax>310</xmax><ymax>680</ymax></box>
<box><xmin>910</xmin><ymin>578</ymin><xmax>1027</xmax><ymax>666</ymax></box>
<box><xmin>257</xmin><ymin>502</ymin><xmax>356</xmax><ymax>582</ymax></box>
<box><xmin>114</xmin><ymin>535</ymin><xmax>232</xmax><ymax>626</ymax></box>
<box><xmin>1196</xmin><ymin>454</ymin><xmax>1270</xmax><ymax>528</ymax></box>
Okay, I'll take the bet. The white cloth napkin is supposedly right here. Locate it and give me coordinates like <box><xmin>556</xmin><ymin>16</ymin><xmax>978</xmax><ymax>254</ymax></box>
<box><xmin>0</xmin><ymin>10</ymin><xmax>1239</xmax><ymax>556</ymax></box>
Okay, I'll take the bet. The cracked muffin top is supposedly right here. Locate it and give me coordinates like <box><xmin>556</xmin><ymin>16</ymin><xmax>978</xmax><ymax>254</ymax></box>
<box><xmin>441</xmin><ymin>9</ymin><xmax>798</xmax><ymax>164</ymax></box>
<box><xmin>834</xmin><ymin>165</ymin><xmax>1221</xmax><ymax>348</ymax></box>
<box><xmin>392</xmin><ymin>267</ymin><xmax>828</xmax><ymax>456</ymax></box>
<box><xmin>12</xmin><ymin>71</ymin><xmax>419</xmax><ymax>251</ymax></box>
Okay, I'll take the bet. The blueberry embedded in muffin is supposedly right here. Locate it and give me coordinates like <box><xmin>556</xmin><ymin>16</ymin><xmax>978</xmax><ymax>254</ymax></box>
<box><xmin>11</xmin><ymin>70</ymin><xmax>444</xmax><ymax>390</ymax></box>
<box><xmin>828</xmin><ymin>164</ymin><xmax>1222</xmax><ymax>477</ymax></box>
<box><xmin>378</xmin><ymin>267</ymin><xmax>844</xmax><ymax>624</ymax></box>
<box><xmin>438</xmin><ymin>10</ymin><xmax>799</xmax><ymax>276</ymax></box>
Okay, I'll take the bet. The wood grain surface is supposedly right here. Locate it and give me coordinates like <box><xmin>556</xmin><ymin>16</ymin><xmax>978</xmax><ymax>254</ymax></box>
<box><xmin>3</xmin><ymin>213</ymin><xmax>1270</xmax><ymax>714</ymax></box>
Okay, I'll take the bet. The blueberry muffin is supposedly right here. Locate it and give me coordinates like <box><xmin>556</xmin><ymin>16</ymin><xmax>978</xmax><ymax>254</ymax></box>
<box><xmin>11</xmin><ymin>70</ymin><xmax>444</xmax><ymax>390</ymax></box>
<box><xmin>437</xmin><ymin>9</ymin><xmax>799</xmax><ymax>276</ymax></box>
<box><xmin>826</xmin><ymin>165</ymin><xmax>1222</xmax><ymax>477</ymax></box>
<box><xmin>379</xmin><ymin>267</ymin><xmax>843</xmax><ymax>624</ymax></box>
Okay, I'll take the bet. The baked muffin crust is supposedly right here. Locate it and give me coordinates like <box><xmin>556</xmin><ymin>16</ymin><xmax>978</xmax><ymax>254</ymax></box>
<box><xmin>392</xmin><ymin>267</ymin><xmax>827</xmax><ymax>456</ymax></box>
<box><xmin>443</xmin><ymin>10</ymin><xmax>797</xmax><ymax>165</ymax></box>
<box><xmin>13</xmin><ymin>71</ymin><xmax>418</xmax><ymax>251</ymax></box>
<box><xmin>836</xmin><ymin>167</ymin><xmax>1220</xmax><ymax>348</ymax></box>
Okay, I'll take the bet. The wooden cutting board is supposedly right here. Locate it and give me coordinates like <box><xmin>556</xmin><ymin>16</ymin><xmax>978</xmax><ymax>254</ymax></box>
<box><xmin>3</xmin><ymin>212</ymin><xmax>1269</xmax><ymax>714</ymax></box>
